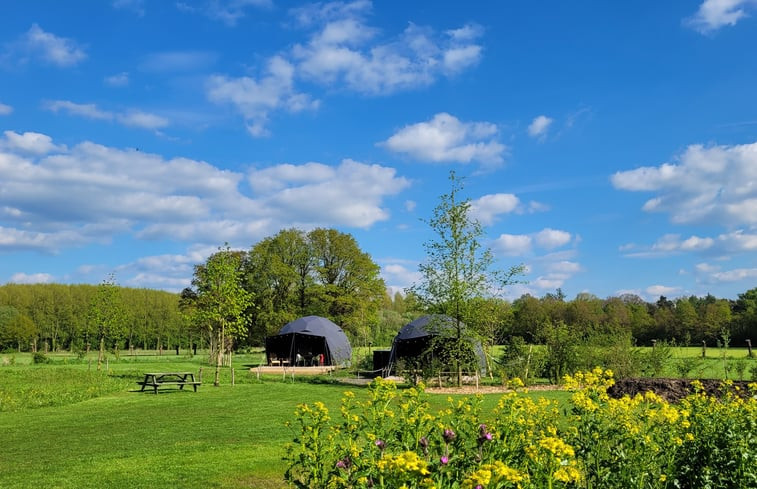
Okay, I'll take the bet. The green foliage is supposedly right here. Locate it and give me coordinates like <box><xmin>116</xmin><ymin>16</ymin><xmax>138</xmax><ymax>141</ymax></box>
<box><xmin>409</xmin><ymin>172</ymin><xmax>524</xmax><ymax>385</ymax></box>
<box><xmin>286</xmin><ymin>372</ymin><xmax>757</xmax><ymax>488</ymax></box>
<box><xmin>641</xmin><ymin>340</ymin><xmax>673</xmax><ymax>377</ymax></box>
<box><xmin>32</xmin><ymin>352</ymin><xmax>49</xmax><ymax>364</ymax></box>
<box><xmin>498</xmin><ymin>336</ymin><xmax>546</xmax><ymax>385</ymax></box>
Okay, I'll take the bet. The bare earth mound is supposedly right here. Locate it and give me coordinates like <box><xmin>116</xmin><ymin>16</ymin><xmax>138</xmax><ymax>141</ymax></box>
<box><xmin>607</xmin><ymin>378</ymin><xmax>754</xmax><ymax>403</ymax></box>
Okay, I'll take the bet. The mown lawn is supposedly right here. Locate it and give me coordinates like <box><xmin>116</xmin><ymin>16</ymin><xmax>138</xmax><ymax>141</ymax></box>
<box><xmin>0</xmin><ymin>355</ymin><xmax>570</xmax><ymax>489</ymax></box>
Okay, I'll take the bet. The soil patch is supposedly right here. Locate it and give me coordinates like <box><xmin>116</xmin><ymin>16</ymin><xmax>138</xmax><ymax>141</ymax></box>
<box><xmin>607</xmin><ymin>378</ymin><xmax>754</xmax><ymax>403</ymax></box>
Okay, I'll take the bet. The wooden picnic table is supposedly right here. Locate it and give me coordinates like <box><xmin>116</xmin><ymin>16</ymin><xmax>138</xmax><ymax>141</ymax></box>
<box><xmin>137</xmin><ymin>372</ymin><xmax>201</xmax><ymax>394</ymax></box>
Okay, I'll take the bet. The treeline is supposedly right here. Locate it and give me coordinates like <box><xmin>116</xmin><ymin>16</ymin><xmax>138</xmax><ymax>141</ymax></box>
<box><xmin>0</xmin><ymin>283</ymin><xmax>186</xmax><ymax>352</ymax></box>
<box><xmin>1</xmin><ymin>273</ymin><xmax>755</xmax><ymax>355</ymax></box>
<box><xmin>507</xmin><ymin>290</ymin><xmax>756</xmax><ymax>347</ymax></box>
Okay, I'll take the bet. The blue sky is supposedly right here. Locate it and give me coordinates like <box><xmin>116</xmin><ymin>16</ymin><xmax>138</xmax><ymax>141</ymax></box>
<box><xmin>1</xmin><ymin>0</ymin><xmax>756</xmax><ymax>301</ymax></box>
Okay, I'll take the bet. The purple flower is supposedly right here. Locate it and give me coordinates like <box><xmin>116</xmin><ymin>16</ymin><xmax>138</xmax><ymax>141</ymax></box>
<box><xmin>475</xmin><ymin>485</ymin><xmax>483</xmax><ymax>489</ymax></box>
<box><xmin>440</xmin><ymin>455</ymin><xmax>449</xmax><ymax>465</ymax></box>
<box><xmin>335</xmin><ymin>456</ymin><xmax>351</xmax><ymax>470</ymax></box>
<box><xmin>374</xmin><ymin>439</ymin><xmax>386</xmax><ymax>451</ymax></box>
<box><xmin>419</xmin><ymin>436</ymin><xmax>429</xmax><ymax>455</ymax></box>
<box><xmin>442</xmin><ymin>428</ymin><xmax>456</xmax><ymax>443</ymax></box>
<box><xmin>478</xmin><ymin>424</ymin><xmax>493</xmax><ymax>445</ymax></box>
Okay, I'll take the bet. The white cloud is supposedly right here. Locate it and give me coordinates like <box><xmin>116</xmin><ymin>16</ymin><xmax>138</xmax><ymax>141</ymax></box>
<box><xmin>44</xmin><ymin>100</ymin><xmax>169</xmax><ymax>130</ymax></box>
<box><xmin>470</xmin><ymin>193</ymin><xmax>520</xmax><ymax>225</ymax></box>
<box><xmin>381</xmin><ymin>113</ymin><xmax>506</xmax><ymax>167</ymax></box>
<box><xmin>685</xmin><ymin>0</ymin><xmax>756</xmax><ymax>33</ymax></box>
<box><xmin>1</xmin><ymin>131</ymin><xmax>64</xmax><ymax>155</ymax></box>
<box><xmin>0</xmin><ymin>103</ymin><xmax>12</xmax><ymax>115</ymax></box>
<box><xmin>621</xmin><ymin>229</ymin><xmax>757</xmax><ymax>257</ymax></box>
<box><xmin>646</xmin><ymin>284</ymin><xmax>683</xmax><ymax>297</ymax></box>
<box><xmin>248</xmin><ymin>158</ymin><xmax>410</xmax><ymax>228</ymax></box>
<box><xmin>11</xmin><ymin>24</ymin><xmax>87</xmax><ymax>67</ymax></box>
<box><xmin>105</xmin><ymin>72</ymin><xmax>129</xmax><ymax>86</ymax></box>
<box><xmin>379</xmin><ymin>260</ymin><xmax>423</xmax><ymax>294</ymax></box>
<box><xmin>9</xmin><ymin>272</ymin><xmax>54</xmax><ymax>284</ymax></box>
<box><xmin>493</xmin><ymin>234</ymin><xmax>533</xmax><ymax>256</ymax></box>
<box><xmin>177</xmin><ymin>0</ymin><xmax>272</xmax><ymax>26</ymax></box>
<box><xmin>534</xmin><ymin>228</ymin><xmax>572</xmax><ymax>249</ymax></box>
<box><xmin>493</xmin><ymin>228</ymin><xmax>574</xmax><ymax>257</ymax></box>
<box><xmin>612</xmin><ymin>141</ymin><xmax>757</xmax><ymax>227</ymax></box>
<box><xmin>291</xmin><ymin>2</ymin><xmax>483</xmax><ymax>94</ymax></box>
<box><xmin>207</xmin><ymin>56</ymin><xmax>319</xmax><ymax>137</ymax></box>
<box><xmin>528</xmin><ymin>115</ymin><xmax>553</xmax><ymax>138</ymax></box>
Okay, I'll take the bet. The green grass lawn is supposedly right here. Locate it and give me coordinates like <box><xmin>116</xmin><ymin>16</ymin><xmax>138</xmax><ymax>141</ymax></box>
<box><xmin>0</xmin><ymin>353</ymin><xmax>570</xmax><ymax>489</ymax></box>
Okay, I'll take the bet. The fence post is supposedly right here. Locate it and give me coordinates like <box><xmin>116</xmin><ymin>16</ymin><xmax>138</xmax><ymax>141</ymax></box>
<box><xmin>747</xmin><ymin>339</ymin><xmax>753</xmax><ymax>358</ymax></box>
<box><xmin>198</xmin><ymin>367</ymin><xmax>203</xmax><ymax>384</ymax></box>
<box><xmin>231</xmin><ymin>368</ymin><xmax>235</xmax><ymax>386</ymax></box>
<box><xmin>702</xmin><ymin>340</ymin><xmax>707</xmax><ymax>358</ymax></box>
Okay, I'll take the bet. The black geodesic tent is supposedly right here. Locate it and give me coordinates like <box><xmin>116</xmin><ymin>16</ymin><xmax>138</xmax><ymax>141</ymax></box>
<box><xmin>385</xmin><ymin>314</ymin><xmax>486</xmax><ymax>374</ymax></box>
<box><xmin>265</xmin><ymin>316</ymin><xmax>352</xmax><ymax>367</ymax></box>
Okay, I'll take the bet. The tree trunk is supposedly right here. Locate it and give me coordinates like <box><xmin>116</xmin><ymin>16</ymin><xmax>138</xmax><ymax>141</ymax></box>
<box><xmin>97</xmin><ymin>335</ymin><xmax>105</xmax><ymax>370</ymax></box>
<box><xmin>214</xmin><ymin>324</ymin><xmax>224</xmax><ymax>387</ymax></box>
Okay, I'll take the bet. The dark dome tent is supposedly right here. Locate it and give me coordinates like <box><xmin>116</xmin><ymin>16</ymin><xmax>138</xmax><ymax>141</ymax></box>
<box><xmin>265</xmin><ymin>316</ymin><xmax>352</xmax><ymax>367</ymax></box>
<box><xmin>385</xmin><ymin>314</ymin><xmax>486</xmax><ymax>375</ymax></box>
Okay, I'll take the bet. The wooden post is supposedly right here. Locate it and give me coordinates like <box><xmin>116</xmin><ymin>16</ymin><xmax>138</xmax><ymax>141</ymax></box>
<box><xmin>747</xmin><ymin>339</ymin><xmax>753</xmax><ymax>358</ymax></box>
<box><xmin>231</xmin><ymin>368</ymin><xmax>235</xmax><ymax>386</ymax></box>
<box><xmin>198</xmin><ymin>367</ymin><xmax>203</xmax><ymax>384</ymax></box>
<box><xmin>256</xmin><ymin>366</ymin><xmax>261</xmax><ymax>380</ymax></box>
<box><xmin>702</xmin><ymin>340</ymin><xmax>707</xmax><ymax>358</ymax></box>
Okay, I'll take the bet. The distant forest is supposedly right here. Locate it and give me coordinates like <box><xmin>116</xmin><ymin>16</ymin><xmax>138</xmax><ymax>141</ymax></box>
<box><xmin>0</xmin><ymin>282</ymin><xmax>755</xmax><ymax>354</ymax></box>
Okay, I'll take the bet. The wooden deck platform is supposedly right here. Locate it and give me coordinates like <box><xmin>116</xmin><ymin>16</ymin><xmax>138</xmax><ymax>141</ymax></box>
<box><xmin>250</xmin><ymin>365</ymin><xmax>337</xmax><ymax>375</ymax></box>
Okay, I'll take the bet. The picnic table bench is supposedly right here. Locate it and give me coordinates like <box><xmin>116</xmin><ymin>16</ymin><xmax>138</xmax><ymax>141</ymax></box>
<box><xmin>137</xmin><ymin>372</ymin><xmax>201</xmax><ymax>394</ymax></box>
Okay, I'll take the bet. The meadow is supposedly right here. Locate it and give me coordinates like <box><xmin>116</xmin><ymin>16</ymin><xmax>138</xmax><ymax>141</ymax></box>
<box><xmin>0</xmin><ymin>350</ymin><xmax>566</xmax><ymax>488</ymax></box>
<box><xmin>0</xmin><ymin>347</ymin><xmax>754</xmax><ymax>488</ymax></box>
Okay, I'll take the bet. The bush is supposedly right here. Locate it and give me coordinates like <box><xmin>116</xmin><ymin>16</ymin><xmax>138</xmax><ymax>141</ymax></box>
<box><xmin>32</xmin><ymin>352</ymin><xmax>50</xmax><ymax>364</ymax></box>
<box><xmin>285</xmin><ymin>370</ymin><xmax>757</xmax><ymax>488</ymax></box>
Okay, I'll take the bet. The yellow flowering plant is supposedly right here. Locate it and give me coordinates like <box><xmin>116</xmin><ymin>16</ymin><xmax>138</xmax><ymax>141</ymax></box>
<box><xmin>284</xmin><ymin>372</ymin><xmax>757</xmax><ymax>489</ymax></box>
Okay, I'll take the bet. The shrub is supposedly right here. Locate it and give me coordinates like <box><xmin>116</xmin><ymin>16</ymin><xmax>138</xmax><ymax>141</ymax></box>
<box><xmin>285</xmin><ymin>370</ymin><xmax>757</xmax><ymax>489</ymax></box>
<box><xmin>32</xmin><ymin>352</ymin><xmax>50</xmax><ymax>364</ymax></box>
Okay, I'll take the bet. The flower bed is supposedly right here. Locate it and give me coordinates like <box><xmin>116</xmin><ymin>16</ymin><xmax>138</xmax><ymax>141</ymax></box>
<box><xmin>285</xmin><ymin>369</ymin><xmax>757</xmax><ymax>488</ymax></box>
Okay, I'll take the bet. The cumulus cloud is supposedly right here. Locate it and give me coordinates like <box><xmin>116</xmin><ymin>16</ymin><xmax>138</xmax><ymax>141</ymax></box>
<box><xmin>469</xmin><ymin>193</ymin><xmax>547</xmax><ymax>225</ymax></box>
<box><xmin>0</xmin><ymin>103</ymin><xmax>12</xmax><ymax>115</ymax></box>
<box><xmin>207</xmin><ymin>56</ymin><xmax>319</xmax><ymax>137</ymax></box>
<box><xmin>685</xmin><ymin>0</ymin><xmax>756</xmax><ymax>33</ymax></box>
<box><xmin>622</xmin><ymin>229</ymin><xmax>757</xmax><ymax>258</ymax></box>
<box><xmin>470</xmin><ymin>194</ymin><xmax>520</xmax><ymax>225</ymax></box>
<box><xmin>0</xmin><ymin>131</ymin><xmax>64</xmax><ymax>155</ymax></box>
<box><xmin>0</xmin><ymin>131</ymin><xmax>410</xmax><ymax>255</ymax></box>
<box><xmin>380</xmin><ymin>113</ymin><xmax>506</xmax><ymax>167</ymax></box>
<box><xmin>8</xmin><ymin>24</ymin><xmax>87</xmax><ymax>67</ymax></box>
<box><xmin>176</xmin><ymin>0</ymin><xmax>272</xmax><ymax>26</ymax></box>
<box><xmin>492</xmin><ymin>234</ymin><xmax>533</xmax><ymax>256</ymax></box>
<box><xmin>534</xmin><ymin>228</ymin><xmax>573</xmax><ymax>249</ymax></box>
<box><xmin>646</xmin><ymin>284</ymin><xmax>683</xmax><ymax>297</ymax></box>
<box><xmin>248</xmin><ymin>158</ymin><xmax>410</xmax><ymax>228</ymax></box>
<box><xmin>290</xmin><ymin>1</ymin><xmax>483</xmax><ymax>94</ymax></box>
<box><xmin>44</xmin><ymin>100</ymin><xmax>169</xmax><ymax>130</ymax></box>
<box><xmin>612</xmin><ymin>141</ymin><xmax>757</xmax><ymax>228</ymax></box>
<box><xmin>528</xmin><ymin>115</ymin><xmax>553</xmax><ymax>138</ymax></box>
<box><xmin>379</xmin><ymin>259</ymin><xmax>423</xmax><ymax>294</ymax></box>
<box><xmin>493</xmin><ymin>228</ymin><xmax>574</xmax><ymax>256</ymax></box>
<box><xmin>9</xmin><ymin>272</ymin><xmax>54</xmax><ymax>284</ymax></box>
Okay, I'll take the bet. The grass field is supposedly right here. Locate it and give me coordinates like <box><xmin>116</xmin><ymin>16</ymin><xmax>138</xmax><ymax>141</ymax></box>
<box><xmin>0</xmin><ymin>351</ymin><xmax>570</xmax><ymax>489</ymax></box>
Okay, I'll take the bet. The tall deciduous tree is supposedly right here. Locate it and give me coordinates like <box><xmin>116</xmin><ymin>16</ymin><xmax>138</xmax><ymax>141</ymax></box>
<box><xmin>191</xmin><ymin>246</ymin><xmax>252</xmax><ymax>387</ymax></box>
<box><xmin>88</xmin><ymin>274</ymin><xmax>127</xmax><ymax>369</ymax></box>
<box><xmin>409</xmin><ymin>171</ymin><xmax>524</xmax><ymax>385</ymax></box>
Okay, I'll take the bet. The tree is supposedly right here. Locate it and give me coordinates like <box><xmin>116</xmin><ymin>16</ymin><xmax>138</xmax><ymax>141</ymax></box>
<box><xmin>88</xmin><ymin>274</ymin><xmax>127</xmax><ymax>370</ymax></box>
<box><xmin>409</xmin><ymin>171</ymin><xmax>524</xmax><ymax>385</ymax></box>
<box><xmin>191</xmin><ymin>246</ymin><xmax>252</xmax><ymax>387</ymax></box>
